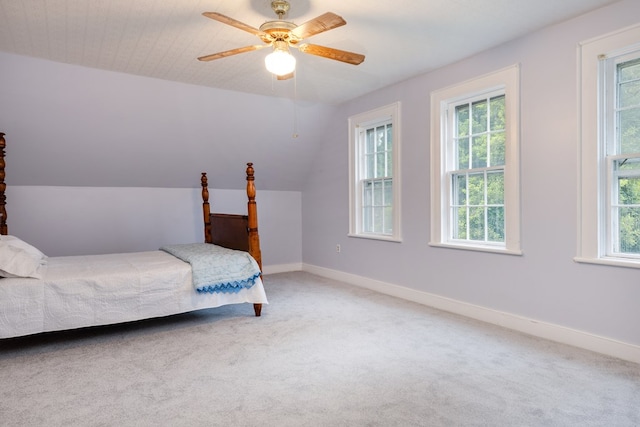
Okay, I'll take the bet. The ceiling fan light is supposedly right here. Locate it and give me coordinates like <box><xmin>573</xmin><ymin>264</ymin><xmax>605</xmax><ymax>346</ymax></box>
<box><xmin>265</xmin><ymin>48</ymin><xmax>296</xmax><ymax>76</ymax></box>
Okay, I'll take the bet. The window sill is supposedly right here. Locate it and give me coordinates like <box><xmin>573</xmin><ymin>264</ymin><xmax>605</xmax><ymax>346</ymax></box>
<box><xmin>348</xmin><ymin>233</ymin><xmax>402</xmax><ymax>243</ymax></box>
<box><xmin>574</xmin><ymin>256</ymin><xmax>640</xmax><ymax>269</ymax></box>
<box><xmin>429</xmin><ymin>241</ymin><xmax>523</xmax><ymax>256</ymax></box>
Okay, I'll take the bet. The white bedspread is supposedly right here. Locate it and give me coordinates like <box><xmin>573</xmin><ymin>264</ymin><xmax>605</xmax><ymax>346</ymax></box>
<box><xmin>0</xmin><ymin>250</ymin><xmax>268</xmax><ymax>339</ymax></box>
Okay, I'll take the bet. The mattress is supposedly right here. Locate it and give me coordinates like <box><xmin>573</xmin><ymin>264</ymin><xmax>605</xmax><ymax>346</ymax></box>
<box><xmin>0</xmin><ymin>250</ymin><xmax>267</xmax><ymax>339</ymax></box>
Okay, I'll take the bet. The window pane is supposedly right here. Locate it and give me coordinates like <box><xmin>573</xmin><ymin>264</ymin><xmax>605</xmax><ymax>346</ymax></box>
<box><xmin>363</xmin><ymin>206</ymin><xmax>372</xmax><ymax>232</ymax></box>
<box><xmin>384</xmin><ymin>180</ymin><xmax>393</xmax><ymax>206</ymax></box>
<box><xmin>365</xmin><ymin>154</ymin><xmax>374</xmax><ymax>179</ymax></box>
<box><xmin>487</xmin><ymin>171</ymin><xmax>504</xmax><ymax>205</ymax></box>
<box><xmin>490</xmin><ymin>132</ymin><xmax>505</xmax><ymax>166</ymax></box>
<box><xmin>454</xmin><ymin>174</ymin><xmax>467</xmax><ymax>205</ymax></box>
<box><xmin>386</xmin><ymin>124</ymin><xmax>393</xmax><ymax>176</ymax></box>
<box><xmin>467</xmin><ymin>173</ymin><xmax>485</xmax><ymax>205</ymax></box>
<box><xmin>490</xmin><ymin>95</ymin><xmax>505</xmax><ymax>131</ymax></box>
<box><xmin>469</xmin><ymin>207</ymin><xmax>485</xmax><ymax>240</ymax></box>
<box><xmin>376</xmin><ymin>126</ymin><xmax>386</xmax><ymax>152</ymax></box>
<box><xmin>366</xmin><ymin>129</ymin><xmax>374</xmax><ymax>154</ymax></box>
<box><xmin>615</xmin><ymin>156</ymin><xmax>640</xmax><ymax>173</ymax></box>
<box><xmin>488</xmin><ymin>207</ymin><xmax>505</xmax><ymax>242</ymax></box>
<box><xmin>619</xmin><ymin>80</ymin><xmax>640</xmax><ymax>108</ymax></box>
<box><xmin>618</xmin><ymin>206</ymin><xmax>640</xmax><ymax>254</ymax></box>
<box><xmin>376</xmin><ymin>152</ymin><xmax>386</xmax><ymax>178</ymax></box>
<box><xmin>472</xmin><ymin>135</ymin><xmax>488</xmax><ymax>168</ymax></box>
<box><xmin>619</xmin><ymin>108</ymin><xmax>640</xmax><ymax>153</ymax></box>
<box><xmin>457</xmin><ymin>137</ymin><xmax>470</xmax><ymax>169</ymax></box>
<box><xmin>618</xmin><ymin>173</ymin><xmax>640</xmax><ymax>205</ymax></box>
<box><xmin>454</xmin><ymin>207</ymin><xmax>467</xmax><ymax>239</ymax></box>
<box><xmin>619</xmin><ymin>58</ymin><xmax>640</xmax><ymax>82</ymax></box>
<box><xmin>384</xmin><ymin>206</ymin><xmax>393</xmax><ymax>234</ymax></box>
<box><xmin>362</xmin><ymin>181</ymin><xmax>373</xmax><ymax>232</ymax></box>
<box><xmin>373</xmin><ymin>207</ymin><xmax>383</xmax><ymax>233</ymax></box>
<box><xmin>472</xmin><ymin>100</ymin><xmax>487</xmax><ymax>134</ymax></box>
<box><xmin>456</xmin><ymin>104</ymin><xmax>470</xmax><ymax>137</ymax></box>
<box><xmin>373</xmin><ymin>180</ymin><xmax>382</xmax><ymax>205</ymax></box>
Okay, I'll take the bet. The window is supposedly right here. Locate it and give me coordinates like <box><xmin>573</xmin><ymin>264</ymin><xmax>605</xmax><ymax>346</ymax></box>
<box><xmin>578</xmin><ymin>23</ymin><xmax>640</xmax><ymax>267</ymax></box>
<box><xmin>349</xmin><ymin>103</ymin><xmax>401</xmax><ymax>241</ymax></box>
<box><xmin>430</xmin><ymin>65</ymin><xmax>521</xmax><ymax>254</ymax></box>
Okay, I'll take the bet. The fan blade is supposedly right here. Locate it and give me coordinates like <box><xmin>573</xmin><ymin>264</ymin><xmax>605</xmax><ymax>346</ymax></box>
<box><xmin>291</xmin><ymin>12</ymin><xmax>346</xmax><ymax>39</ymax></box>
<box><xmin>277</xmin><ymin>72</ymin><xmax>295</xmax><ymax>80</ymax></box>
<box><xmin>198</xmin><ymin>45</ymin><xmax>267</xmax><ymax>62</ymax></box>
<box><xmin>298</xmin><ymin>43</ymin><xmax>365</xmax><ymax>65</ymax></box>
<box><xmin>202</xmin><ymin>12</ymin><xmax>265</xmax><ymax>37</ymax></box>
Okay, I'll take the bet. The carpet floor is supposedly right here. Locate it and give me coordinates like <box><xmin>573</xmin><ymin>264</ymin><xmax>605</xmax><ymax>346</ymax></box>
<box><xmin>1</xmin><ymin>271</ymin><xmax>639</xmax><ymax>426</ymax></box>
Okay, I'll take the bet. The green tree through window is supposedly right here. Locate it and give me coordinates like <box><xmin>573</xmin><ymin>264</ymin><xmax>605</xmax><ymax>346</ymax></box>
<box><xmin>613</xmin><ymin>58</ymin><xmax>640</xmax><ymax>255</ymax></box>
<box><xmin>451</xmin><ymin>95</ymin><xmax>505</xmax><ymax>243</ymax></box>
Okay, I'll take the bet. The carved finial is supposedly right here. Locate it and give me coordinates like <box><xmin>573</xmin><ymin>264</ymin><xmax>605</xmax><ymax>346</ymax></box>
<box><xmin>201</xmin><ymin>172</ymin><xmax>209</xmax><ymax>203</ymax></box>
<box><xmin>246</xmin><ymin>163</ymin><xmax>256</xmax><ymax>200</ymax></box>
<box><xmin>246</xmin><ymin>162</ymin><xmax>255</xmax><ymax>181</ymax></box>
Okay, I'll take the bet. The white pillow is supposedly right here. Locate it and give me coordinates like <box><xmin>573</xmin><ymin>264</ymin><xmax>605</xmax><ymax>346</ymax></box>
<box><xmin>1</xmin><ymin>235</ymin><xmax>47</xmax><ymax>260</ymax></box>
<box><xmin>0</xmin><ymin>235</ymin><xmax>47</xmax><ymax>279</ymax></box>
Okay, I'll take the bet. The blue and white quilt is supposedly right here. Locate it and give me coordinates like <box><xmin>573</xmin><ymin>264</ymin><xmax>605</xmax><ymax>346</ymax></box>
<box><xmin>160</xmin><ymin>243</ymin><xmax>261</xmax><ymax>294</ymax></box>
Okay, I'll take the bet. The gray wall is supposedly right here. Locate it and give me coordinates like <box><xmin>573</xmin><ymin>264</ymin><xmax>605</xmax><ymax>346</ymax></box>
<box><xmin>302</xmin><ymin>0</ymin><xmax>640</xmax><ymax>347</ymax></box>
<box><xmin>0</xmin><ymin>51</ymin><xmax>332</xmax><ymax>191</ymax></box>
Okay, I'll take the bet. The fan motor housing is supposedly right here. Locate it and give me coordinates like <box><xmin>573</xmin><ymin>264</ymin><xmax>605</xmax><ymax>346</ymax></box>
<box><xmin>259</xmin><ymin>21</ymin><xmax>299</xmax><ymax>44</ymax></box>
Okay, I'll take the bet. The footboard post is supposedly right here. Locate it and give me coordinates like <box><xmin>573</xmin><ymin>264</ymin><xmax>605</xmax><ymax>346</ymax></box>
<box><xmin>245</xmin><ymin>163</ymin><xmax>262</xmax><ymax>270</ymax></box>
<box><xmin>246</xmin><ymin>163</ymin><xmax>263</xmax><ymax>317</ymax></box>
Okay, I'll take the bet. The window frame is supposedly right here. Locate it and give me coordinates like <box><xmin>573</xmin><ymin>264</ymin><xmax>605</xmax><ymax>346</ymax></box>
<box><xmin>348</xmin><ymin>102</ymin><xmax>402</xmax><ymax>242</ymax></box>
<box><xmin>430</xmin><ymin>65</ymin><xmax>521</xmax><ymax>254</ymax></box>
<box><xmin>578</xmin><ymin>23</ymin><xmax>640</xmax><ymax>268</ymax></box>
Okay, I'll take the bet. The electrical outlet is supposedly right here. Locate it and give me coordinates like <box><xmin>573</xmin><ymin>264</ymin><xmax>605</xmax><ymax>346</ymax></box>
<box><xmin>336</xmin><ymin>244</ymin><xmax>341</xmax><ymax>253</ymax></box>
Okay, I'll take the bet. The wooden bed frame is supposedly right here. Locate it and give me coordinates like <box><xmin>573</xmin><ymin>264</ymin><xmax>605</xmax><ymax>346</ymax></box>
<box><xmin>0</xmin><ymin>132</ymin><xmax>263</xmax><ymax>317</ymax></box>
<box><xmin>201</xmin><ymin>164</ymin><xmax>263</xmax><ymax>316</ymax></box>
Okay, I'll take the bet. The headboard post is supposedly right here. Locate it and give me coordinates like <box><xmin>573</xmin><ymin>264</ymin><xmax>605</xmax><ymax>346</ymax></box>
<box><xmin>0</xmin><ymin>133</ymin><xmax>7</xmax><ymax>235</ymax></box>
<box><xmin>201</xmin><ymin>172</ymin><xmax>212</xmax><ymax>244</ymax></box>
<box><xmin>246</xmin><ymin>163</ymin><xmax>262</xmax><ymax>271</ymax></box>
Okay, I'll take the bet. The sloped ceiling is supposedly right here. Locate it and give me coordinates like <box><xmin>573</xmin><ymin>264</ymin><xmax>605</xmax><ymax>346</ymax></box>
<box><xmin>0</xmin><ymin>0</ymin><xmax>621</xmax><ymax>105</ymax></box>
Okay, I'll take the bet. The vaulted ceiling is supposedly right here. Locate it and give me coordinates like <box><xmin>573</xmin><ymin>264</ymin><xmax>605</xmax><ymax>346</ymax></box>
<box><xmin>0</xmin><ymin>0</ymin><xmax>620</xmax><ymax>105</ymax></box>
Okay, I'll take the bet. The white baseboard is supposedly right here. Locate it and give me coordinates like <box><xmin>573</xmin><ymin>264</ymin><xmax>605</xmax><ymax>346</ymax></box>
<box><xmin>263</xmin><ymin>263</ymin><xmax>302</xmax><ymax>275</ymax></box>
<box><xmin>302</xmin><ymin>263</ymin><xmax>640</xmax><ymax>365</ymax></box>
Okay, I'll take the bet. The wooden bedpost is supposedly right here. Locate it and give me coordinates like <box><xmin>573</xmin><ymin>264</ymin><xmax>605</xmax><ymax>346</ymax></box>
<box><xmin>0</xmin><ymin>133</ymin><xmax>7</xmax><ymax>235</ymax></box>
<box><xmin>245</xmin><ymin>163</ymin><xmax>262</xmax><ymax>270</ymax></box>
<box><xmin>201</xmin><ymin>172</ymin><xmax>212</xmax><ymax>244</ymax></box>
<box><xmin>246</xmin><ymin>163</ymin><xmax>263</xmax><ymax>317</ymax></box>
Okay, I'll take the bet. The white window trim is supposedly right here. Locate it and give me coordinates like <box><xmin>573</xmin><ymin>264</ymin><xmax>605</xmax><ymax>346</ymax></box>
<box><xmin>430</xmin><ymin>65</ymin><xmax>522</xmax><ymax>255</ymax></box>
<box><xmin>577</xmin><ymin>22</ymin><xmax>640</xmax><ymax>268</ymax></box>
<box><xmin>348</xmin><ymin>102</ymin><xmax>402</xmax><ymax>242</ymax></box>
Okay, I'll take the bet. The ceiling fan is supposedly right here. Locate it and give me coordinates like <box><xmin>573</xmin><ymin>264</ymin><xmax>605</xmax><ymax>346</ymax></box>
<box><xmin>197</xmin><ymin>0</ymin><xmax>365</xmax><ymax>79</ymax></box>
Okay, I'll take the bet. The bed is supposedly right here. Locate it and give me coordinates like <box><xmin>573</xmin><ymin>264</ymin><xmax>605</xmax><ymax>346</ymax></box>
<box><xmin>0</xmin><ymin>132</ymin><xmax>267</xmax><ymax>339</ymax></box>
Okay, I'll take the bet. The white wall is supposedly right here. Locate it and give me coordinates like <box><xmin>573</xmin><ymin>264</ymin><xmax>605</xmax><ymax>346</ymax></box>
<box><xmin>7</xmin><ymin>186</ymin><xmax>301</xmax><ymax>272</ymax></box>
<box><xmin>302</xmin><ymin>0</ymin><xmax>640</xmax><ymax>356</ymax></box>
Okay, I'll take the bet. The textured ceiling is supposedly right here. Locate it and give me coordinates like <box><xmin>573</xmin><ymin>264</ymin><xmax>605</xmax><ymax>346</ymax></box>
<box><xmin>0</xmin><ymin>0</ymin><xmax>620</xmax><ymax>104</ymax></box>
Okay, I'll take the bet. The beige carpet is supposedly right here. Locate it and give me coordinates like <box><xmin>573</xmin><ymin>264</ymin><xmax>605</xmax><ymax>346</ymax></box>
<box><xmin>1</xmin><ymin>271</ymin><xmax>639</xmax><ymax>426</ymax></box>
